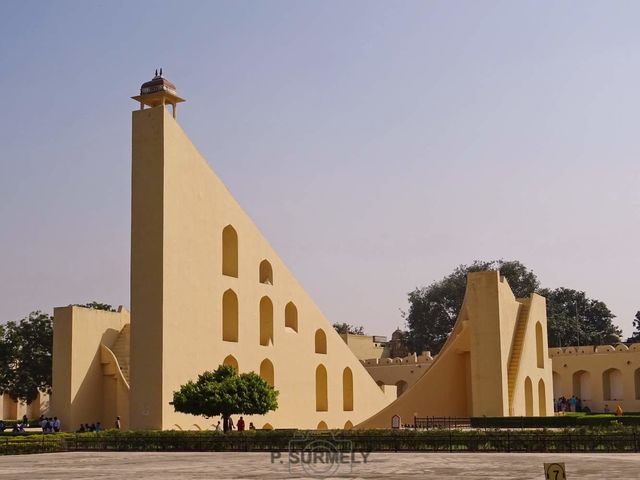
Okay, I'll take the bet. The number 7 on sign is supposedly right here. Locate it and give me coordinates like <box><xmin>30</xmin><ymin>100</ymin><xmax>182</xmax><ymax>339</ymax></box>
<box><xmin>544</xmin><ymin>463</ymin><xmax>566</xmax><ymax>480</ymax></box>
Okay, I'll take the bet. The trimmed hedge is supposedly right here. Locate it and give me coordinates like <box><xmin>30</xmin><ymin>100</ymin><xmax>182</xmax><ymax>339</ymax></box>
<box><xmin>2</xmin><ymin>427</ymin><xmax>640</xmax><ymax>455</ymax></box>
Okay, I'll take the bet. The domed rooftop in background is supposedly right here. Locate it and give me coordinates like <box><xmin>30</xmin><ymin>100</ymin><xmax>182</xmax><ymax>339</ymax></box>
<box><xmin>140</xmin><ymin>68</ymin><xmax>177</xmax><ymax>96</ymax></box>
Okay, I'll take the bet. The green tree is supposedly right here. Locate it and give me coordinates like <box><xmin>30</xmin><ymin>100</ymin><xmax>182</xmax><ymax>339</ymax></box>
<box><xmin>171</xmin><ymin>365</ymin><xmax>279</xmax><ymax>432</ymax></box>
<box><xmin>627</xmin><ymin>311</ymin><xmax>640</xmax><ymax>343</ymax></box>
<box><xmin>541</xmin><ymin>287</ymin><xmax>621</xmax><ymax>347</ymax></box>
<box><xmin>0</xmin><ymin>311</ymin><xmax>53</xmax><ymax>403</ymax></box>
<box><xmin>76</xmin><ymin>301</ymin><xmax>116</xmax><ymax>312</ymax></box>
<box><xmin>0</xmin><ymin>323</ymin><xmax>9</xmax><ymax>395</ymax></box>
<box><xmin>405</xmin><ymin>260</ymin><xmax>539</xmax><ymax>354</ymax></box>
<box><xmin>332</xmin><ymin>323</ymin><xmax>365</xmax><ymax>335</ymax></box>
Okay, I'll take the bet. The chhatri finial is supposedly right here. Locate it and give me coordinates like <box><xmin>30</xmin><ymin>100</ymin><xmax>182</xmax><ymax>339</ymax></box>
<box><xmin>134</xmin><ymin>70</ymin><xmax>185</xmax><ymax>118</ymax></box>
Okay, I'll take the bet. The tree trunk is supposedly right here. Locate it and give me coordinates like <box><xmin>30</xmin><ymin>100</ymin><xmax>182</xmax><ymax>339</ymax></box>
<box><xmin>223</xmin><ymin>415</ymin><xmax>230</xmax><ymax>433</ymax></box>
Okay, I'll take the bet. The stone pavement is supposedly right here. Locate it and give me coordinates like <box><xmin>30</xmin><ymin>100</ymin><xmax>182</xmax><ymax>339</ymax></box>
<box><xmin>0</xmin><ymin>451</ymin><xmax>638</xmax><ymax>479</ymax></box>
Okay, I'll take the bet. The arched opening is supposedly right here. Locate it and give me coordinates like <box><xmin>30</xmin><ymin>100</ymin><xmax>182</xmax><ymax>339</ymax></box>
<box><xmin>222</xmin><ymin>225</ymin><xmax>238</xmax><ymax>277</ymax></box>
<box><xmin>317</xmin><ymin>421</ymin><xmax>328</xmax><ymax>430</ymax></box>
<box><xmin>538</xmin><ymin>379</ymin><xmax>547</xmax><ymax>416</ymax></box>
<box><xmin>260</xmin><ymin>359</ymin><xmax>275</xmax><ymax>387</ymax></box>
<box><xmin>285</xmin><ymin>302</ymin><xmax>298</xmax><ymax>332</ymax></box>
<box><xmin>262</xmin><ymin>423</ymin><xmax>273</xmax><ymax>430</ymax></box>
<box><xmin>535</xmin><ymin>322</ymin><xmax>544</xmax><ymax>368</ymax></box>
<box><xmin>524</xmin><ymin>377</ymin><xmax>533</xmax><ymax>416</ymax></box>
<box><xmin>572</xmin><ymin>370</ymin><xmax>592</xmax><ymax>401</ymax></box>
<box><xmin>315</xmin><ymin>329</ymin><xmax>327</xmax><ymax>354</ymax></box>
<box><xmin>222</xmin><ymin>289</ymin><xmax>239</xmax><ymax>342</ymax></box>
<box><xmin>315</xmin><ymin>364</ymin><xmax>328</xmax><ymax>411</ymax></box>
<box><xmin>395</xmin><ymin>380</ymin><xmax>408</xmax><ymax>398</ymax></box>
<box><xmin>603</xmin><ymin>368</ymin><xmax>623</xmax><ymax>401</ymax></box>
<box><xmin>635</xmin><ymin>368</ymin><xmax>640</xmax><ymax>400</ymax></box>
<box><xmin>552</xmin><ymin>371</ymin><xmax>561</xmax><ymax>399</ymax></box>
<box><xmin>259</xmin><ymin>296</ymin><xmax>274</xmax><ymax>346</ymax></box>
<box><xmin>344</xmin><ymin>420</ymin><xmax>353</xmax><ymax>430</ymax></box>
<box><xmin>342</xmin><ymin>367</ymin><xmax>353</xmax><ymax>411</ymax></box>
<box><xmin>259</xmin><ymin>260</ymin><xmax>273</xmax><ymax>285</ymax></box>
<box><xmin>223</xmin><ymin>355</ymin><xmax>238</xmax><ymax>371</ymax></box>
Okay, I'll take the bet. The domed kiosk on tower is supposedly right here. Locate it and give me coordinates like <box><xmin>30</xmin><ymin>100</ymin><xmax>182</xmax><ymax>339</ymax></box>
<box><xmin>131</xmin><ymin>69</ymin><xmax>185</xmax><ymax>118</ymax></box>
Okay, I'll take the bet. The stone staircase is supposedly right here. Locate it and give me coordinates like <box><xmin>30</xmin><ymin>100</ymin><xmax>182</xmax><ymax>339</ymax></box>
<box><xmin>507</xmin><ymin>301</ymin><xmax>530</xmax><ymax>414</ymax></box>
<box><xmin>110</xmin><ymin>324</ymin><xmax>131</xmax><ymax>384</ymax></box>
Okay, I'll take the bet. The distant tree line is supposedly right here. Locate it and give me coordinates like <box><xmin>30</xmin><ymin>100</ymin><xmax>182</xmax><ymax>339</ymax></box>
<box><xmin>332</xmin><ymin>323</ymin><xmax>365</xmax><ymax>335</ymax></box>
<box><xmin>404</xmin><ymin>260</ymin><xmax>630</xmax><ymax>355</ymax></box>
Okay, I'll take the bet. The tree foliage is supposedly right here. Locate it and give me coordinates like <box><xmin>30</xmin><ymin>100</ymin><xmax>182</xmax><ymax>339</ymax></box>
<box><xmin>76</xmin><ymin>301</ymin><xmax>116</xmax><ymax>312</ymax></box>
<box><xmin>171</xmin><ymin>365</ymin><xmax>279</xmax><ymax>432</ymax></box>
<box><xmin>628</xmin><ymin>312</ymin><xmax>640</xmax><ymax>343</ymax></box>
<box><xmin>332</xmin><ymin>323</ymin><xmax>365</xmax><ymax>335</ymax></box>
<box><xmin>405</xmin><ymin>259</ymin><xmax>621</xmax><ymax>355</ymax></box>
<box><xmin>405</xmin><ymin>260</ymin><xmax>539</xmax><ymax>355</ymax></box>
<box><xmin>541</xmin><ymin>287</ymin><xmax>621</xmax><ymax>347</ymax></box>
<box><xmin>0</xmin><ymin>311</ymin><xmax>53</xmax><ymax>403</ymax></box>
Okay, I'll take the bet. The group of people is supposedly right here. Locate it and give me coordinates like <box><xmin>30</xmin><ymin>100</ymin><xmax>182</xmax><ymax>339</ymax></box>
<box><xmin>554</xmin><ymin>396</ymin><xmax>585</xmax><ymax>412</ymax></box>
<box><xmin>0</xmin><ymin>415</ymin><xmax>61</xmax><ymax>434</ymax></box>
<box><xmin>77</xmin><ymin>416</ymin><xmax>121</xmax><ymax>433</ymax></box>
<box><xmin>38</xmin><ymin>415</ymin><xmax>62</xmax><ymax>432</ymax></box>
<box><xmin>77</xmin><ymin>422</ymin><xmax>103</xmax><ymax>432</ymax></box>
<box><xmin>554</xmin><ymin>396</ymin><xmax>623</xmax><ymax>415</ymax></box>
<box><xmin>214</xmin><ymin>416</ymin><xmax>255</xmax><ymax>432</ymax></box>
<box><xmin>0</xmin><ymin>420</ymin><xmax>27</xmax><ymax>433</ymax></box>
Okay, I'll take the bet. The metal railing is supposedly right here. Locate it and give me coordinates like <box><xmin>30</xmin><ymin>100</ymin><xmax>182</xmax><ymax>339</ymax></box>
<box><xmin>414</xmin><ymin>417</ymin><xmax>471</xmax><ymax>429</ymax></box>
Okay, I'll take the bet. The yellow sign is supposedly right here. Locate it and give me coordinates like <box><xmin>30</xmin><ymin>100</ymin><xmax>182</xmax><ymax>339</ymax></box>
<box><xmin>544</xmin><ymin>463</ymin><xmax>566</xmax><ymax>480</ymax></box>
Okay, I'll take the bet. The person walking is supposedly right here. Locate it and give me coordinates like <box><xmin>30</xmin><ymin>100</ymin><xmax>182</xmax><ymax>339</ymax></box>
<box><xmin>115</xmin><ymin>416</ymin><xmax>121</xmax><ymax>430</ymax></box>
<box><xmin>237</xmin><ymin>416</ymin><xmax>245</xmax><ymax>432</ymax></box>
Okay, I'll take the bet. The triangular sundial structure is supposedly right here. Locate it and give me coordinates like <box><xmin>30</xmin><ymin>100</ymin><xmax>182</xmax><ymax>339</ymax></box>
<box><xmin>127</xmin><ymin>74</ymin><xmax>394</xmax><ymax>429</ymax></box>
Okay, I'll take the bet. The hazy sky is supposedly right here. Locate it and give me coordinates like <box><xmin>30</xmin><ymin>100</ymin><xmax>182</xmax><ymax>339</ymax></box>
<box><xmin>1</xmin><ymin>1</ymin><xmax>639</xmax><ymax>338</ymax></box>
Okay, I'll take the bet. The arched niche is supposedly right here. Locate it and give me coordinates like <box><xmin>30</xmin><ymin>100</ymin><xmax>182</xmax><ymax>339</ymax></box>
<box><xmin>343</xmin><ymin>367</ymin><xmax>353</xmax><ymax>411</ymax></box>
<box><xmin>315</xmin><ymin>364</ymin><xmax>328</xmax><ymax>412</ymax></box>
<box><xmin>285</xmin><ymin>302</ymin><xmax>298</xmax><ymax>332</ymax></box>
<box><xmin>222</xmin><ymin>225</ymin><xmax>238</xmax><ymax>277</ymax></box>
<box><xmin>222</xmin><ymin>289</ymin><xmax>239</xmax><ymax>342</ymax></box>
<box><xmin>260</xmin><ymin>358</ymin><xmax>275</xmax><ymax>387</ymax></box>
<box><xmin>315</xmin><ymin>329</ymin><xmax>327</xmax><ymax>354</ymax></box>
<box><xmin>259</xmin><ymin>260</ymin><xmax>273</xmax><ymax>285</ymax></box>
<box><xmin>260</xmin><ymin>296</ymin><xmax>274</xmax><ymax>346</ymax></box>
<box><xmin>524</xmin><ymin>376</ymin><xmax>533</xmax><ymax>416</ymax></box>
<box><xmin>535</xmin><ymin>322</ymin><xmax>544</xmax><ymax>368</ymax></box>
<box><xmin>223</xmin><ymin>355</ymin><xmax>238</xmax><ymax>371</ymax></box>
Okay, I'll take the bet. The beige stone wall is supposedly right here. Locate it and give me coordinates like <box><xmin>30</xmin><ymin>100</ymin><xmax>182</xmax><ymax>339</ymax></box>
<box><xmin>362</xmin><ymin>354</ymin><xmax>433</xmax><ymax>396</ymax></box>
<box><xmin>339</xmin><ymin>334</ymin><xmax>388</xmax><ymax>360</ymax></box>
<box><xmin>550</xmin><ymin>344</ymin><xmax>640</xmax><ymax>412</ymax></box>
<box><xmin>51</xmin><ymin>306</ymin><xmax>129</xmax><ymax>430</ymax></box>
<box><xmin>129</xmin><ymin>106</ymin><xmax>393</xmax><ymax>430</ymax></box>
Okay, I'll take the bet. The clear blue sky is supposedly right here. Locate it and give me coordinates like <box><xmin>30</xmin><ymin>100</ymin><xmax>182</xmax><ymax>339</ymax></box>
<box><xmin>1</xmin><ymin>1</ymin><xmax>639</xmax><ymax>338</ymax></box>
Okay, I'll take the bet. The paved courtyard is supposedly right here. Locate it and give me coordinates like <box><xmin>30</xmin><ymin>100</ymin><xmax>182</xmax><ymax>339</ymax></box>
<box><xmin>0</xmin><ymin>452</ymin><xmax>638</xmax><ymax>479</ymax></box>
